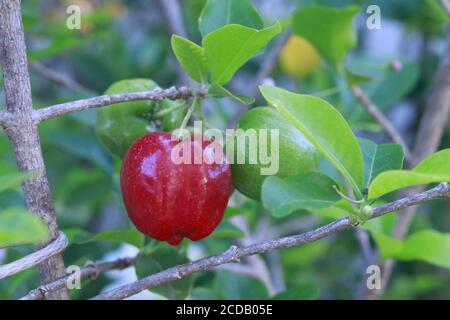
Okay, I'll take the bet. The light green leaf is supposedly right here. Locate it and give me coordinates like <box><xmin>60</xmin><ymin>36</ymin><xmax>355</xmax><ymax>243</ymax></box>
<box><xmin>368</xmin><ymin>149</ymin><xmax>450</xmax><ymax>200</ymax></box>
<box><xmin>135</xmin><ymin>244</ymin><xmax>193</xmax><ymax>299</ymax></box>
<box><xmin>0</xmin><ymin>171</ymin><xmax>37</xmax><ymax>193</ymax></box>
<box><xmin>260</xmin><ymin>85</ymin><xmax>364</xmax><ymax>198</ymax></box>
<box><xmin>396</xmin><ymin>230</ymin><xmax>450</xmax><ymax>269</ymax></box>
<box><xmin>0</xmin><ymin>207</ymin><xmax>48</xmax><ymax>248</ymax></box>
<box><xmin>171</xmin><ymin>35</ymin><xmax>209</xmax><ymax>83</ymax></box>
<box><xmin>203</xmin><ymin>23</ymin><xmax>281</xmax><ymax>85</ymax></box>
<box><xmin>292</xmin><ymin>6</ymin><xmax>360</xmax><ymax>65</ymax></box>
<box><xmin>199</xmin><ymin>0</ymin><xmax>263</xmax><ymax>37</ymax></box>
<box><xmin>78</xmin><ymin>229</ymin><xmax>144</xmax><ymax>248</ymax></box>
<box><xmin>207</xmin><ymin>83</ymin><xmax>255</xmax><ymax>104</ymax></box>
<box><xmin>211</xmin><ymin>220</ymin><xmax>244</xmax><ymax>238</ymax></box>
<box><xmin>262</xmin><ymin>172</ymin><xmax>340</xmax><ymax>218</ymax></box>
<box><xmin>359</xmin><ymin>139</ymin><xmax>404</xmax><ymax>188</ymax></box>
<box><xmin>369</xmin><ymin>229</ymin><xmax>450</xmax><ymax>269</ymax></box>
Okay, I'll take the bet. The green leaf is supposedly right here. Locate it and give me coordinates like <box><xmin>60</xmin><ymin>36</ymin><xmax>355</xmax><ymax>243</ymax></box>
<box><xmin>171</xmin><ymin>35</ymin><xmax>209</xmax><ymax>83</ymax></box>
<box><xmin>207</xmin><ymin>83</ymin><xmax>255</xmax><ymax>104</ymax></box>
<box><xmin>78</xmin><ymin>229</ymin><xmax>144</xmax><ymax>248</ymax></box>
<box><xmin>135</xmin><ymin>244</ymin><xmax>193</xmax><ymax>299</ymax></box>
<box><xmin>292</xmin><ymin>6</ymin><xmax>359</xmax><ymax>65</ymax></box>
<box><xmin>260</xmin><ymin>85</ymin><xmax>364</xmax><ymax>198</ymax></box>
<box><xmin>198</xmin><ymin>0</ymin><xmax>264</xmax><ymax>37</ymax></box>
<box><xmin>262</xmin><ymin>172</ymin><xmax>340</xmax><ymax>218</ymax></box>
<box><xmin>346</xmin><ymin>56</ymin><xmax>419</xmax><ymax>113</ymax></box>
<box><xmin>211</xmin><ymin>220</ymin><xmax>244</xmax><ymax>238</ymax></box>
<box><xmin>0</xmin><ymin>171</ymin><xmax>37</xmax><ymax>193</ymax></box>
<box><xmin>368</xmin><ymin>149</ymin><xmax>450</xmax><ymax>200</ymax></box>
<box><xmin>203</xmin><ymin>23</ymin><xmax>281</xmax><ymax>85</ymax></box>
<box><xmin>359</xmin><ymin>139</ymin><xmax>404</xmax><ymax>188</ymax></box>
<box><xmin>395</xmin><ymin>230</ymin><xmax>450</xmax><ymax>269</ymax></box>
<box><xmin>214</xmin><ymin>270</ymin><xmax>269</xmax><ymax>299</ymax></box>
<box><xmin>368</xmin><ymin>228</ymin><xmax>450</xmax><ymax>269</ymax></box>
<box><xmin>273</xmin><ymin>282</ymin><xmax>320</xmax><ymax>300</ymax></box>
<box><xmin>0</xmin><ymin>207</ymin><xmax>48</xmax><ymax>248</ymax></box>
<box><xmin>190</xmin><ymin>287</ymin><xmax>221</xmax><ymax>300</ymax></box>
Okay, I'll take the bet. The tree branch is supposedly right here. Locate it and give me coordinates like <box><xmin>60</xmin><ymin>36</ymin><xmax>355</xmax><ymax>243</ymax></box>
<box><xmin>33</xmin><ymin>86</ymin><xmax>193</xmax><ymax>123</ymax></box>
<box><xmin>0</xmin><ymin>0</ymin><xmax>68</xmax><ymax>299</ymax></box>
<box><xmin>20</xmin><ymin>256</ymin><xmax>135</xmax><ymax>300</ymax></box>
<box><xmin>350</xmin><ymin>84</ymin><xmax>414</xmax><ymax>165</ymax></box>
<box><xmin>89</xmin><ymin>183</ymin><xmax>450</xmax><ymax>300</ymax></box>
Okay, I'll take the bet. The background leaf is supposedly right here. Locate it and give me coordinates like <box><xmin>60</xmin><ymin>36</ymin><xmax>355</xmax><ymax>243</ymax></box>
<box><xmin>292</xmin><ymin>6</ymin><xmax>359</xmax><ymax>65</ymax></box>
<box><xmin>368</xmin><ymin>149</ymin><xmax>450</xmax><ymax>199</ymax></box>
<box><xmin>135</xmin><ymin>244</ymin><xmax>193</xmax><ymax>299</ymax></box>
<box><xmin>262</xmin><ymin>172</ymin><xmax>340</xmax><ymax>218</ymax></box>
<box><xmin>214</xmin><ymin>270</ymin><xmax>269</xmax><ymax>299</ymax></box>
<box><xmin>260</xmin><ymin>85</ymin><xmax>364</xmax><ymax>198</ymax></box>
<box><xmin>0</xmin><ymin>208</ymin><xmax>48</xmax><ymax>248</ymax></box>
<box><xmin>359</xmin><ymin>139</ymin><xmax>404</xmax><ymax>188</ymax></box>
<box><xmin>203</xmin><ymin>23</ymin><xmax>281</xmax><ymax>85</ymax></box>
<box><xmin>171</xmin><ymin>35</ymin><xmax>209</xmax><ymax>83</ymax></box>
<box><xmin>273</xmin><ymin>282</ymin><xmax>320</xmax><ymax>300</ymax></box>
<box><xmin>198</xmin><ymin>0</ymin><xmax>264</xmax><ymax>37</ymax></box>
<box><xmin>78</xmin><ymin>229</ymin><xmax>144</xmax><ymax>248</ymax></box>
<box><xmin>0</xmin><ymin>171</ymin><xmax>37</xmax><ymax>193</ymax></box>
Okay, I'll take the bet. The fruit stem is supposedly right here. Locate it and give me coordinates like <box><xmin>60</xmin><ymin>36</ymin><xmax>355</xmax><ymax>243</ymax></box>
<box><xmin>179</xmin><ymin>94</ymin><xmax>201</xmax><ymax>131</ymax></box>
<box><xmin>151</xmin><ymin>102</ymin><xmax>186</xmax><ymax>119</ymax></box>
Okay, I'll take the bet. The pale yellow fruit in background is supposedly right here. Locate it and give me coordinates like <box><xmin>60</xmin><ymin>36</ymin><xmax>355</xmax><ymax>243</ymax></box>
<box><xmin>279</xmin><ymin>35</ymin><xmax>321</xmax><ymax>78</ymax></box>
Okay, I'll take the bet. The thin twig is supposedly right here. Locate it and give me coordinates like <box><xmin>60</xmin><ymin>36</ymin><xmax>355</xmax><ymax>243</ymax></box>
<box><xmin>33</xmin><ymin>86</ymin><xmax>193</xmax><ymax>123</ymax></box>
<box><xmin>29</xmin><ymin>61</ymin><xmax>91</xmax><ymax>94</ymax></box>
<box><xmin>20</xmin><ymin>257</ymin><xmax>135</xmax><ymax>300</ymax></box>
<box><xmin>89</xmin><ymin>183</ymin><xmax>450</xmax><ymax>300</ymax></box>
<box><xmin>350</xmin><ymin>84</ymin><xmax>414</xmax><ymax>165</ymax></box>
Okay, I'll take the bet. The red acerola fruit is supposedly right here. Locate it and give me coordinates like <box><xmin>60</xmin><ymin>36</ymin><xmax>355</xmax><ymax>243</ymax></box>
<box><xmin>120</xmin><ymin>131</ymin><xmax>232</xmax><ymax>245</ymax></box>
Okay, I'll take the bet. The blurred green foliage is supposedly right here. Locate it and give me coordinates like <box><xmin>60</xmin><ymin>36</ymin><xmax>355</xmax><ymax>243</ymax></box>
<box><xmin>0</xmin><ymin>0</ymin><xmax>449</xmax><ymax>300</ymax></box>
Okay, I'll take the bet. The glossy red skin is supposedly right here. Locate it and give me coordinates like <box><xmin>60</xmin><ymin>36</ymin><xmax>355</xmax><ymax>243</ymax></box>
<box><xmin>120</xmin><ymin>131</ymin><xmax>232</xmax><ymax>245</ymax></box>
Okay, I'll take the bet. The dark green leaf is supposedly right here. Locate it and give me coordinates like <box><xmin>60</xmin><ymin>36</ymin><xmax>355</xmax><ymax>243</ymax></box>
<box><xmin>214</xmin><ymin>270</ymin><xmax>269</xmax><ymax>299</ymax></box>
<box><xmin>135</xmin><ymin>245</ymin><xmax>193</xmax><ymax>299</ymax></box>
<box><xmin>262</xmin><ymin>172</ymin><xmax>340</xmax><ymax>218</ymax></box>
<box><xmin>359</xmin><ymin>139</ymin><xmax>404</xmax><ymax>188</ymax></box>
<box><xmin>199</xmin><ymin>0</ymin><xmax>263</xmax><ymax>37</ymax></box>
<box><xmin>273</xmin><ymin>282</ymin><xmax>320</xmax><ymax>300</ymax></box>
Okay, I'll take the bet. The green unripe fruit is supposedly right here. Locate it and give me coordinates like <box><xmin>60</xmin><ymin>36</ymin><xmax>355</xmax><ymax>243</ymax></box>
<box><xmin>96</xmin><ymin>79</ymin><xmax>185</xmax><ymax>159</ymax></box>
<box><xmin>159</xmin><ymin>99</ymin><xmax>184</xmax><ymax>132</ymax></box>
<box><xmin>231</xmin><ymin>107</ymin><xmax>320</xmax><ymax>200</ymax></box>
